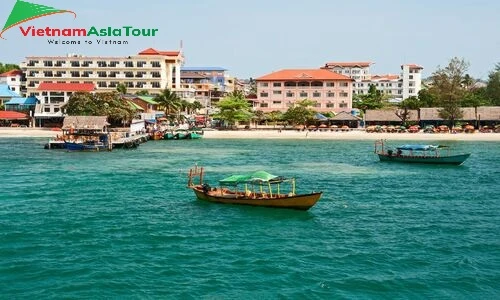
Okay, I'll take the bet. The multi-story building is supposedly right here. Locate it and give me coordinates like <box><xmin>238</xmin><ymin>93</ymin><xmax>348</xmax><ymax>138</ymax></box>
<box><xmin>21</xmin><ymin>48</ymin><xmax>184</xmax><ymax>98</ymax></box>
<box><xmin>321</xmin><ymin>62</ymin><xmax>373</xmax><ymax>81</ymax></box>
<box><xmin>255</xmin><ymin>69</ymin><xmax>354</xmax><ymax>113</ymax></box>
<box><xmin>401</xmin><ymin>64</ymin><xmax>423</xmax><ymax>100</ymax></box>
<box><xmin>322</xmin><ymin>61</ymin><xmax>423</xmax><ymax>102</ymax></box>
<box><xmin>0</xmin><ymin>69</ymin><xmax>23</xmax><ymax>94</ymax></box>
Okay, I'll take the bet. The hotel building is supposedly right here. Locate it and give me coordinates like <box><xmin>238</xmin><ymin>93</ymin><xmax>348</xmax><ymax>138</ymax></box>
<box><xmin>20</xmin><ymin>48</ymin><xmax>184</xmax><ymax>120</ymax></box>
<box><xmin>255</xmin><ymin>69</ymin><xmax>354</xmax><ymax>113</ymax></box>
<box><xmin>322</xmin><ymin>62</ymin><xmax>423</xmax><ymax>102</ymax></box>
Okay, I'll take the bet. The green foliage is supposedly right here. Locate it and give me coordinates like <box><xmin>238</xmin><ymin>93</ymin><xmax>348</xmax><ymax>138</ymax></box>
<box><xmin>282</xmin><ymin>99</ymin><xmax>316</xmax><ymax>125</ymax></box>
<box><xmin>135</xmin><ymin>90</ymin><xmax>149</xmax><ymax>96</ymax></box>
<box><xmin>215</xmin><ymin>92</ymin><xmax>253</xmax><ymax>125</ymax></box>
<box><xmin>0</xmin><ymin>63</ymin><xmax>20</xmax><ymax>74</ymax></box>
<box><xmin>64</xmin><ymin>92</ymin><xmax>136</xmax><ymax>124</ymax></box>
<box><xmin>429</xmin><ymin>57</ymin><xmax>469</xmax><ymax>125</ymax></box>
<box><xmin>485</xmin><ymin>63</ymin><xmax>500</xmax><ymax>106</ymax></box>
<box><xmin>153</xmin><ymin>88</ymin><xmax>181</xmax><ymax>115</ymax></box>
<box><xmin>395</xmin><ymin>96</ymin><xmax>421</xmax><ymax>126</ymax></box>
<box><xmin>461</xmin><ymin>89</ymin><xmax>488</xmax><ymax>107</ymax></box>
<box><xmin>116</xmin><ymin>83</ymin><xmax>127</xmax><ymax>95</ymax></box>
<box><xmin>353</xmin><ymin>84</ymin><xmax>384</xmax><ymax>112</ymax></box>
<box><xmin>418</xmin><ymin>89</ymin><xmax>438</xmax><ymax>107</ymax></box>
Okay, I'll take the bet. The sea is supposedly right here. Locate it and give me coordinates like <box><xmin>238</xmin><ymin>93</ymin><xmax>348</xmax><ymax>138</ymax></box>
<box><xmin>0</xmin><ymin>137</ymin><xmax>499</xmax><ymax>299</ymax></box>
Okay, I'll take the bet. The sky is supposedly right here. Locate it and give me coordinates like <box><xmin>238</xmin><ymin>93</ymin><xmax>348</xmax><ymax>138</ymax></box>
<box><xmin>0</xmin><ymin>0</ymin><xmax>499</xmax><ymax>80</ymax></box>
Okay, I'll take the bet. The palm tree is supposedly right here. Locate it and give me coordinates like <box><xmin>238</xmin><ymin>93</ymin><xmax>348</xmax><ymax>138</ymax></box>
<box><xmin>153</xmin><ymin>88</ymin><xmax>181</xmax><ymax>116</ymax></box>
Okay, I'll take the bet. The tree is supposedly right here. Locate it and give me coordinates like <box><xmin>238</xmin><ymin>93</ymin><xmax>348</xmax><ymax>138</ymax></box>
<box><xmin>153</xmin><ymin>88</ymin><xmax>181</xmax><ymax>116</ymax></box>
<box><xmin>395</xmin><ymin>96</ymin><xmax>420</xmax><ymax>126</ymax></box>
<box><xmin>116</xmin><ymin>83</ymin><xmax>127</xmax><ymax>95</ymax></box>
<box><xmin>215</xmin><ymin>92</ymin><xmax>253</xmax><ymax>127</ymax></box>
<box><xmin>461</xmin><ymin>73</ymin><xmax>475</xmax><ymax>90</ymax></box>
<box><xmin>266</xmin><ymin>110</ymin><xmax>283</xmax><ymax>125</ymax></box>
<box><xmin>429</xmin><ymin>57</ymin><xmax>469</xmax><ymax>127</ymax></box>
<box><xmin>135</xmin><ymin>90</ymin><xmax>149</xmax><ymax>96</ymax></box>
<box><xmin>418</xmin><ymin>88</ymin><xmax>438</xmax><ymax>107</ymax></box>
<box><xmin>352</xmin><ymin>84</ymin><xmax>384</xmax><ymax>113</ymax></box>
<box><xmin>485</xmin><ymin>63</ymin><xmax>500</xmax><ymax>106</ymax></box>
<box><xmin>282</xmin><ymin>99</ymin><xmax>316</xmax><ymax>126</ymax></box>
<box><xmin>248</xmin><ymin>78</ymin><xmax>257</xmax><ymax>95</ymax></box>
<box><xmin>253</xmin><ymin>110</ymin><xmax>266</xmax><ymax>126</ymax></box>
<box><xmin>64</xmin><ymin>92</ymin><xmax>136</xmax><ymax>125</ymax></box>
<box><xmin>0</xmin><ymin>63</ymin><xmax>20</xmax><ymax>74</ymax></box>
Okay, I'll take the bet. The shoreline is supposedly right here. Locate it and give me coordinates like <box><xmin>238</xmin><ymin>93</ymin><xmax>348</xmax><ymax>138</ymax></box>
<box><xmin>1</xmin><ymin>128</ymin><xmax>500</xmax><ymax>141</ymax></box>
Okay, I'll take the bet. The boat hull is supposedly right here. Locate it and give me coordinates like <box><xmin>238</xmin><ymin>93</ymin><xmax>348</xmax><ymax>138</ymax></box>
<box><xmin>377</xmin><ymin>153</ymin><xmax>471</xmax><ymax>165</ymax></box>
<box><xmin>189</xmin><ymin>186</ymin><xmax>322</xmax><ymax>210</ymax></box>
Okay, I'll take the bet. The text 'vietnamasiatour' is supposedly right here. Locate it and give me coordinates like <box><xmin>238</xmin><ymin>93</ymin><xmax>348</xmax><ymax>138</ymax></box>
<box><xmin>19</xmin><ymin>26</ymin><xmax>159</xmax><ymax>37</ymax></box>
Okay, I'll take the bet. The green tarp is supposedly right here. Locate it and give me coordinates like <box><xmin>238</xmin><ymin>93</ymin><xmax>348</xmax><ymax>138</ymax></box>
<box><xmin>219</xmin><ymin>171</ymin><xmax>279</xmax><ymax>185</ymax></box>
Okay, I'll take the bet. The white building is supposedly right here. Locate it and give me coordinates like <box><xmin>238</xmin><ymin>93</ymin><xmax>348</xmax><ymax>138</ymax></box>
<box><xmin>0</xmin><ymin>69</ymin><xmax>23</xmax><ymax>94</ymax></box>
<box><xmin>322</xmin><ymin>61</ymin><xmax>424</xmax><ymax>102</ymax></box>
<box><xmin>21</xmin><ymin>48</ymin><xmax>184</xmax><ymax>97</ymax></box>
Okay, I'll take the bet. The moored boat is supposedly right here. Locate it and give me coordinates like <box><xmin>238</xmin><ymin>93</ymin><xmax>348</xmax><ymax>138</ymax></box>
<box><xmin>374</xmin><ymin>139</ymin><xmax>471</xmax><ymax>165</ymax></box>
<box><xmin>187</xmin><ymin>166</ymin><xmax>322</xmax><ymax>210</ymax></box>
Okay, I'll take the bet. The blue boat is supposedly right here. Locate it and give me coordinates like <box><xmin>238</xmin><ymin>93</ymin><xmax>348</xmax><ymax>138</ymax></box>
<box><xmin>374</xmin><ymin>139</ymin><xmax>471</xmax><ymax>165</ymax></box>
<box><xmin>64</xmin><ymin>134</ymin><xmax>111</xmax><ymax>152</ymax></box>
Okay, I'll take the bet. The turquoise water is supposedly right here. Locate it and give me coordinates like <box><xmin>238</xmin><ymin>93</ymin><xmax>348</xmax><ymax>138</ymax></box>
<box><xmin>0</xmin><ymin>137</ymin><xmax>499</xmax><ymax>298</ymax></box>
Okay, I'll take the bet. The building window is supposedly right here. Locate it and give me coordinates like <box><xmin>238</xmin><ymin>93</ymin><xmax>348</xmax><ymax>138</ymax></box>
<box><xmin>82</xmin><ymin>61</ymin><xmax>93</xmax><ymax>67</ymax></box>
<box><xmin>97</xmin><ymin>71</ymin><xmax>107</xmax><ymax>77</ymax></box>
<box><xmin>152</xmin><ymin>61</ymin><xmax>161</xmax><ymax>68</ymax></box>
<box><xmin>97</xmin><ymin>81</ymin><xmax>107</xmax><ymax>88</ymax></box>
<box><xmin>44</xmin><ymin>107</ymin><xmax>51</xmax><ymax>113</ymax></box>
<box><xmin>260</xmin><ymin>103</ymin><xmax>269</xmax><ymax>108</ymax></box>
<box><xmin>109</xmin><ymin>61</ymin><xmax>119</xmax><ymax>67</ymax></box>
<box><xmin>339</xmin><ymin>102</ymin><xmax>348</xmax><ymax>108</ymax></box>
<box><xmin>273</xmin><ymin>82</ymin><xmax>281</xmax><ymax>87</ymax></box>
<box><xmin>299</xmin><ymin>92</ymin><xmax>307</xmax><ymax>98</ymax></box>
<box><xmin>325</xmin><ymin>82</ymin><xmax>335</xmax><ymax>87</ymax></box>
<box><xmin>152</xmin><ymin>82</ymin><xmax>160</xmax><ymax>88</ymax></box>
<box><xmin>97</xmin><ymin>61</ymin><xmax>107</xmax><ymax>68</ymax></box>
<box><xmin>326</xmin><ymin>103</ymin><xmax>335</xmax><ymax>108</ymax></box>
<box><xmin>82</xmin><ymin>71</ymin><xmax>92</xmax><ymax>77</ymax></box>
<box><xmin>55</xmin><ymin>60</ymin><xmax>65</xmax><ymax>67</ymax></box>
<box><xmin>340</xmin><ymin>82</ymin><xmax>349</xmax><ymax>87</ymax></box>
<box><xmin>313</xmin><ymin>92</ymin><xmax>321</xmax><ymax>97</ymax></box>
<box><xmin>260</xmin><ymin>92</ymin><xmax>268</xmax><ymax>97</ymax></box>
<box><xmin>124</xmin><ymin>61</ymin><xmax>134</xmax><ymax>68</ymax></box>
<box><xmin>137</xmin><ymin>61</ymin><xmax>146</xmax><ymax>68</ymax></box>
<box><xmin>284</xmin><ymin>81</ymin><xmax>297</xmax><ymax>87</ymax></box>
<box><xmin>125</xmin><ymin>72</ymin><xmax>134</xmax><ymax>78</ymax></box>
<box><xmin>109</xmin><ymin>72</ymin><xmax>118</xmax><ymax>78</ymax></box>
<box><xmin>135</xmin><ymin>72</ymin><xmax>146</xmax><ymax>78</ymax></box>
<box><xmin>273</xmin><ymin>90</ymin><xmax>282</xmax><ymax>95</ymax></box>
<box><xmin>327</xmin><ymin>92</ymin><xmax>335</xmax><ymax>97</ymax></box>
<box><xmin>286</xmin><ymin>92</ymin><xmax>294</xmax><ymax>97</ymax></box>
<box><xmin>340</xmin><ymin>92</ymin><xmax>348</xmax><ymax>97</ymax></box>
<box><xmin>70</xmin><ymin>71</ymin><xmax>80</xmax><ymax>77</ymax></box>
<box><xmin>409</xmin><ymin>75</ymin><xmax>413</xmax><ymax>79</ymax></box>
<box><xmin>260</xmin><ymin>82</ymin><xmax>268</xmax><ymax>87</ymax></box>
<box><xmin>43</xmin><ymin>60</ymin><xmax>53</xmax><ymax>67</ymax></box>
<box><xmin>70</xmin><ymin>61</ymin><xmax>80</xmax><ymax>67</ymax></box>
<box><xmin>151</xmin><ymin>72</ymin><xmax>161</xmax><ymax>78</ymax></box>
<box><xmin>273</xmin><ymin>101</ymin><xmax>281</xmax><ymax>105</ymax></box>
<box><xmin>109</xmin><ymin>82</ymin><xmax>118</xmax><ymax>88</ymax></box>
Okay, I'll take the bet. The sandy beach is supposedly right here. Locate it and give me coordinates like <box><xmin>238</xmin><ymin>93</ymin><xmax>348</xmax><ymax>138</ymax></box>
<box><xmin>1</xmin><ymin>127</ymin><xmax>499</xmax><ymax>141</ymax></box>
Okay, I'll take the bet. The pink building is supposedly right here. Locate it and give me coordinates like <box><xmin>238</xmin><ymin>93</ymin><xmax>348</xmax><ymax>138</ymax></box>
<box><xmin>255</xmin><ymin>69</ymin><xmax>354</xmax><ymax>113</ymax></box>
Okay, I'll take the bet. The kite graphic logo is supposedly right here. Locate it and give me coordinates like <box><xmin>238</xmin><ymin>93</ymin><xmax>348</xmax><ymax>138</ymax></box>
<box><xmin>0</xmin><ymin>0</ymin><xmax>76</xmax><ymax>39</ymax></box>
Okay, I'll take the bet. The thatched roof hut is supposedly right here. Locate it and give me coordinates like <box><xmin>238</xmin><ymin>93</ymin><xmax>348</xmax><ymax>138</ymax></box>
<box><xmin>62</xmin><ymin>116</ymin><xmax>110</xmax><ymax>131</ymax></box>
<box><xmin>365</xmin><ymin>109</ymin><xmax>418</xmax><ymax>122</ymax></box>
<box><xmin>420</xmin><ymin>107</ymin><xmax>476</xmax><ymax>121</ymax></box>
<box><xmin>477</xmin><ymin>107</ymin><xmax>500</xmax><ymax>121</ymax></box>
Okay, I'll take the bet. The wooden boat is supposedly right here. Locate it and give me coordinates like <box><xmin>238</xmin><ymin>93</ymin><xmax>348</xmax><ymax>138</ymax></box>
<box><xmin>64</xmin><ymin>133</ymin><xmax>112</xmax><ymax>152</ymax></box>
<box><xmin>374</xmin><ymin>139</ymin><xmax>471</xmax><ymax>165</ymax></box>
<box><xmin>187</xmin><ymin>166</ymin><xmax>322</xmax><ymax>210</ymax></box>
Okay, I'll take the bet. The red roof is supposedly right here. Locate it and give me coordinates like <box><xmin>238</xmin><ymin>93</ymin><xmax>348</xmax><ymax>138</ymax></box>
<box><xmin>37</xmin><ymin>82</ymin><xmax>95</xmax><ymax>92</ymax></box>
<box><xmin>323</xmin><ymin>62</ymin><xmax>373</xmax><ymax>68</ymax></box>
<box><xmin>402</xmin><ymin>64</ymin><xmax>423</xmax><ymax>70</ymax></box>
<box><xmin>0</xmin><ymin>69</ymin><xmax>22</xmax><ymax>77</ymax></box>
<box><xmin>138</xmin><ymin>48</ymin><xmax>181</xmax><ymax>56</ymax></box>
<box><xmin>0</xmin><ymin>111</ymin><xmax>28</xmax><ymax>120</ymax></box>
<box><xmin>256</xmin><ymin>69</ymin><xmax>353</xmax><ymax>81</ymax></box>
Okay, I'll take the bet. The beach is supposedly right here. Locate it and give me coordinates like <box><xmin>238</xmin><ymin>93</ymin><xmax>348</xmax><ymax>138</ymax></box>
<box><xmin>1</xmin><ymin>127</ymin><xmax>500</xmax><ymax>141</ymax></box>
